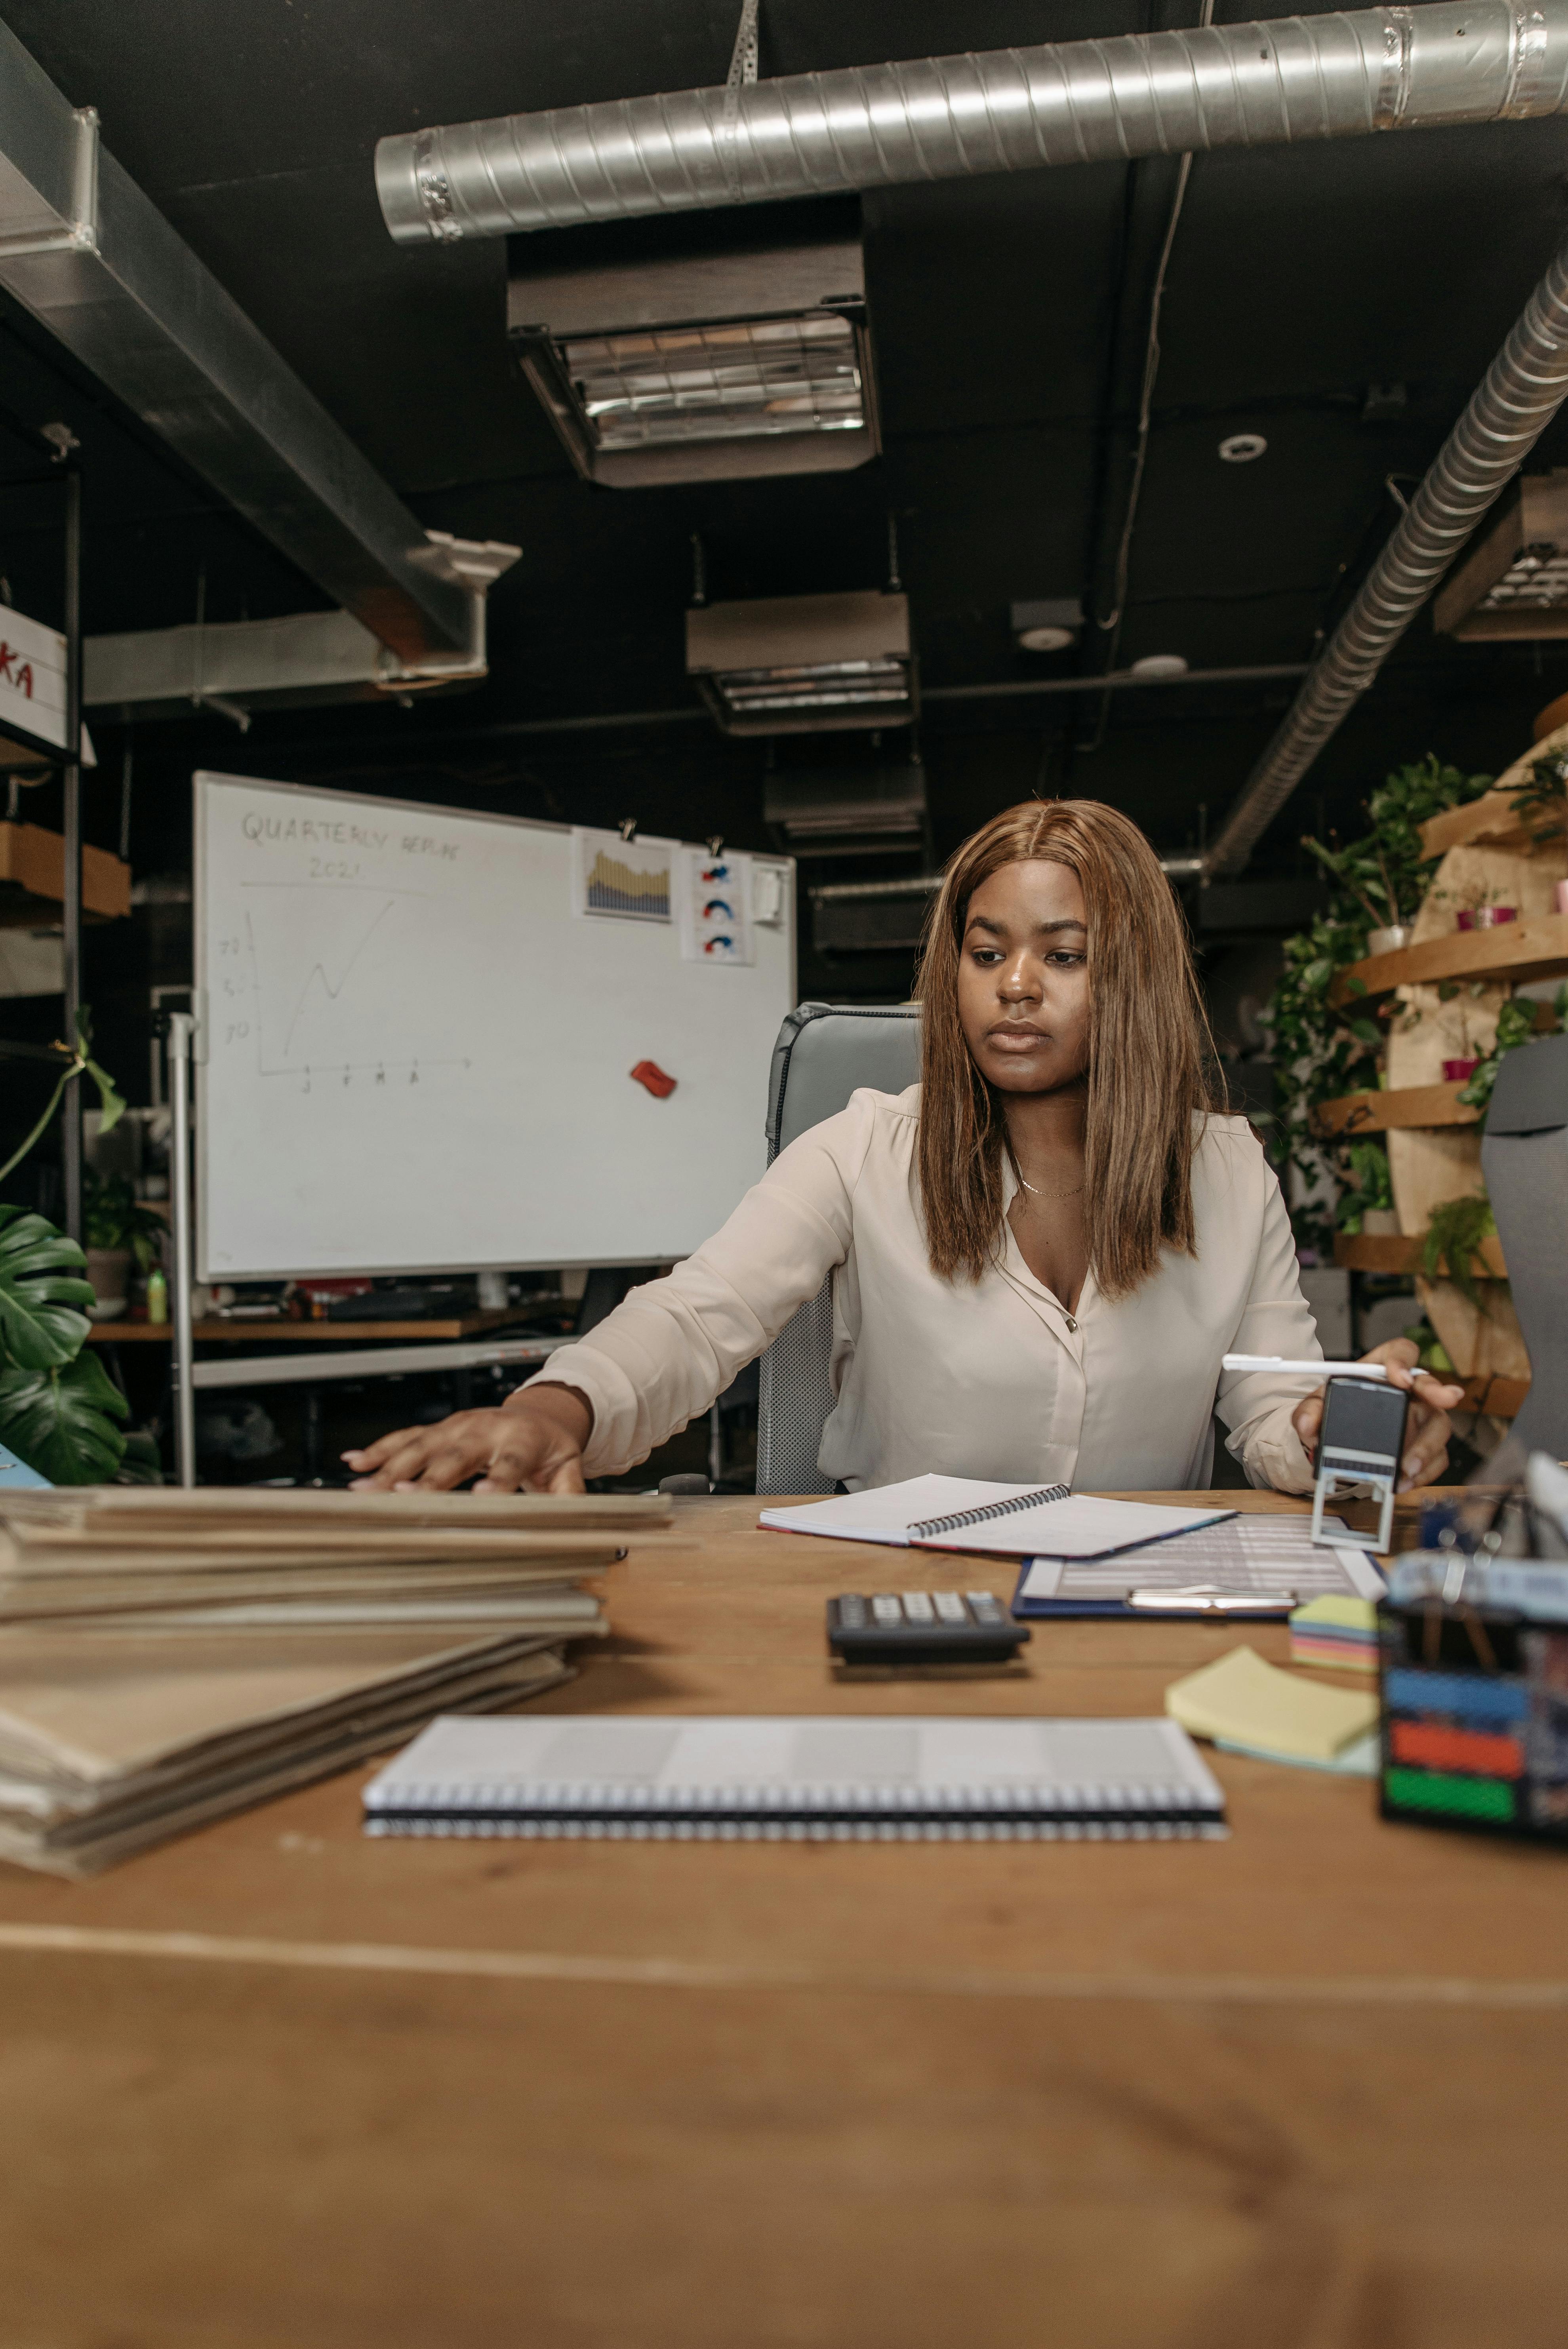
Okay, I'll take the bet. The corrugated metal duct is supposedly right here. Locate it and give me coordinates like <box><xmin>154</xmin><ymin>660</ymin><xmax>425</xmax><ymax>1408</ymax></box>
<box><xmin>376</xmin><ymin>2</ymin><xmax>1568</xmax><ymax>245</ymax></box>
<box><xmin>1204</xmin><ymin>234</ymin><xmax>1568</xmax><ymax>873</ymax></box>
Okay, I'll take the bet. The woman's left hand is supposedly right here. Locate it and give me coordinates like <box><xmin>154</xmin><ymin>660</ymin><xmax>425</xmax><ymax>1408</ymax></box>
<box><xmin>1291</xmin><ymin>1336</ymin><xmax>1466</xmax><ymax>1492</ymax></box>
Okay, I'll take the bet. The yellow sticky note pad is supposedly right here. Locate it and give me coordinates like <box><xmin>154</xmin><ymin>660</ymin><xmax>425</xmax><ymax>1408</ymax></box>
<box><xmin>1290</xmin><ymin>1596</ymin><xmax>1378</xmax><ymax>1635</ymax></box>
<box><xmin>1166</xmin><ymin>1644</ymin><xmax>1379</xmax><ymax>1764</ymax></box>
<box><xmin>1289</xmin><ymin>1593</ymin><xmax>1381</xmax><ymax>1673</ymax></box>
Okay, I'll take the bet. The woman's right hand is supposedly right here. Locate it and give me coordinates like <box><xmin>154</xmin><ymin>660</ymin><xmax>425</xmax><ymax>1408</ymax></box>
<box><xmin>341</xmin><ymin>1382</ymin><xmax>593</xmax><ymax>1494</ymax></box>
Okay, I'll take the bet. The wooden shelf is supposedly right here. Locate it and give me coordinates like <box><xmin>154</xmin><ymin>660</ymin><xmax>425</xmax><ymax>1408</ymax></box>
<box><xmin>1460</xmin><ymin>1374</ymin><xmax>1529</xmax><ymax>1419</ymax></box>
<box><xmin>1418</xmin><ymin>788</ymin><xmax>1539</xmax><ymax>859</ymax></box>
<box><xmin>1333</xmin><ymin>1232</ymin><xmax>1508</xmax><ymax>1277</ymax></box>
<box><xmin>1327</xmin><ymin>911</ymin><xmax>1568</xmax><ymax>1005</ymax></box>
<box><xmin>1313</xmin><ymin>1082</ymin><xmax>1479</xmax><ymax>1137</ymax></box>
<box><xmin>86</xmin><ymin>1309</ymin><xmax>539</xmax><ymax>1345</ymax></box>
<box><xmin>0</xmin><ymin>821</ymin><xmax>129</xmax><ymax>926</ymax></box>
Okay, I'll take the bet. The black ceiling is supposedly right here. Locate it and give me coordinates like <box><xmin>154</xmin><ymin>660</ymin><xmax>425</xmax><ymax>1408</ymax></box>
<box><xmin>2</xmin><ymin>0</ymin><xmax>1568</xmax><ymax>903</ymax></box>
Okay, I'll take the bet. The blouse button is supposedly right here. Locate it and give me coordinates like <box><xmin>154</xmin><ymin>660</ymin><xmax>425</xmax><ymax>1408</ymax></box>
<box><xmin>1065</xmin><ymin>1315</ymin><xmax>1078</xmax><ymax>1332</ymax></box>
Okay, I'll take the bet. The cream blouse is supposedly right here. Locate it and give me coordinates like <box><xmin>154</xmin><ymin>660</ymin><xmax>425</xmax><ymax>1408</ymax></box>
<box><xmin>536</xmin><ymin>1085</ymin><xmax>1321</xmax><ymax>1494</ymax></box>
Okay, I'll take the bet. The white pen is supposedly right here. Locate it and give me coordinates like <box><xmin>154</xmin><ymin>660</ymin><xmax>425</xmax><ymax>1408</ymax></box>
<box><xmin>1222</xmin><ymin>1354</ymin><xmax>1390</xmax><ymax>1381</ymax></box>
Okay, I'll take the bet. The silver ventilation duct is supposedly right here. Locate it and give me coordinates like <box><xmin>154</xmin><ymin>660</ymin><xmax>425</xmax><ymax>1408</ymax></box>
<box><xmin>0</xmin><ymin>17</ymin><xmax>471</xmax><ymax>665</ymax></box>
<box><xmin>376</xmin><ymin>2</ymin><xmax>1568</xmax><ymax>246</ymax></box>
<box><xmin>1204</xmin><ymin>228</ymin><xmax>1568</xmax><ymax>875</ymax></box>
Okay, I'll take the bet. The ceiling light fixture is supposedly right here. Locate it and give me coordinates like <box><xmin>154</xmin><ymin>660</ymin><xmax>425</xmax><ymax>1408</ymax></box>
<box><xmin>1011</xmin><ymin>597</ymin><xmax>1082</xmax><ymax>653</ymax></box>
<box><xmin>687</xmin><ymin>591</ymin><xmax>915</xmax><ymax>736</ymax></box>
<box><xmin>1129</xmin><ymin>653</ymin><xmax>1190</xmax><ymax>679</ymax></box>
<box><xmin>1434</xmin><ymin>469</ymin><xmax>1568</xmax><ymax>640</ymax></box>
<box><xmin>1218</xmin><ymin>433</ymin><xmax>1267</xmax><ymax>463</ymax></box>
<box><xmin>509</xmin><ymin>213</ymin><xmax>880</xmax><ymax>488</ymax></box>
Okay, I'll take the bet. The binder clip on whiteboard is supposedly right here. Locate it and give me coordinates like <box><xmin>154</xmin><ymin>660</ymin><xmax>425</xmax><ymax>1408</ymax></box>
<box><xmin>1309</xmin><ymin>1374</ymin><xmax>1412</xmax><ymax>1555</ymax></box>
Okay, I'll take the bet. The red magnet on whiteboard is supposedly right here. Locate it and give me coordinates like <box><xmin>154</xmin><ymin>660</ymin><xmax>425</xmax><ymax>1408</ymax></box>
<box><xmin>630</xmin><ymin>1059</ymin><xmax>677</xmax><ymax>1099</ymax></box>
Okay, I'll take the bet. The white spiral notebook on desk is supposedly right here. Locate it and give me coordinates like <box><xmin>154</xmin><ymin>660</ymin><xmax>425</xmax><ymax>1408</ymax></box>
<box><xmin>758</xmin><ymin>1475</ymin><xmax>1231</xmax><ymax>1560</ymax></box>
<box><xmin>362</xmin><ymin>1713</ymin><xmax>1228</xmax><ymax>1842</ymax></box>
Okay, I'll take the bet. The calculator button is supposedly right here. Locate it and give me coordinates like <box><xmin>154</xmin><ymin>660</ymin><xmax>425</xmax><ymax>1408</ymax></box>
<box><xmin>871</xmin><ymin>1595</ymin><xmax>902</xmax><ymax>1623</ymax></box>
<box><xmin>966</xmin><ymin>1592</ymin><xmax>1003</xmax><ymax>1621</ymax></box>
<box><xmin>900</xmin><ymin>1592</ymin><xmax>935</xmax><ymax>1622</ymax></box>
<box><xmin>934</xmin><ymin>1593</ymin><xmax>966</xmax><ymax>1623</ymax></box>
<box><xmin>838</xmin><ymin>1596</ymin><xmax>867</xmax><ymax>1625</ymax></box>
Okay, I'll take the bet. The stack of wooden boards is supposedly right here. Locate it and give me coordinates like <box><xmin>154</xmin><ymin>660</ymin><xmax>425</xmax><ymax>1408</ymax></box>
<box><xmin>0</xmin><ymin>1485</ymin><xmax>669</xmax><ymax>1877</ymax></box>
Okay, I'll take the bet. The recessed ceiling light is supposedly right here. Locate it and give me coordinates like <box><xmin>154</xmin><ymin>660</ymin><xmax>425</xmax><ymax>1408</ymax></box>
<box><xmin>1129</xmin><ymin>653</ymin><xmax>1189</xmax><ymax>679</ymax></box>
<box><xmin>1219</xmin><ymin>432</ymin><xmax>1267</xmax><ymax>464</ymax></box>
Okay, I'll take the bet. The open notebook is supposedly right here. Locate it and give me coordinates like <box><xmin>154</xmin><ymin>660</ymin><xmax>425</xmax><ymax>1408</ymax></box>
<box><xmin>759</xmin><ymin>1475</ymin><xmax>1232</xmax><ymax>1561</ymax></box>
<box><xmin>363</xmin><ymin>1713</ymin><xmax>1228</xmax><ymax>1841</ymax></box>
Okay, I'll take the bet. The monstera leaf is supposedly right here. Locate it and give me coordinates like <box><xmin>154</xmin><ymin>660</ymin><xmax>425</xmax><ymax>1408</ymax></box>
<box><xmin>0</xmin><ymin>1205</ymin><xmax>95</xmax><ymax>1370</ymax></box>
<box><xmin>0</xmin><ymin>1349</ymin><xmax>129</xmax><ymax>1484</ymax></box>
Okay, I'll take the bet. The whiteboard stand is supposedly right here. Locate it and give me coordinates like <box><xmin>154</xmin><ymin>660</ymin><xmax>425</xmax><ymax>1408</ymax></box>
<box><xmin>167</xmin><ymin>1010</ymin><xmax>198</xmax><ymax>1489</ymax></box>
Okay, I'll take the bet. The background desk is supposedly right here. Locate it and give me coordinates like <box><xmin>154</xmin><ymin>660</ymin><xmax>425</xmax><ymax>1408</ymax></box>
<box><xmin>0</xmin><ymin>1490</ymin><xmax>1563</xmax><ymax>2347</ymax></box>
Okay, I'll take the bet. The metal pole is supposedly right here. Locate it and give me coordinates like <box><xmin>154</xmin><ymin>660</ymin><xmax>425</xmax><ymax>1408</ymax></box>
<box><xmin>61</xmin><ymin>463</ymin><xmax>82</xmax><ymax>1241</ymax></box>
<box><xmin>168</xmin><ymin>1010</ymin><xmax>196</xmax><ymax>1487</ymax></box>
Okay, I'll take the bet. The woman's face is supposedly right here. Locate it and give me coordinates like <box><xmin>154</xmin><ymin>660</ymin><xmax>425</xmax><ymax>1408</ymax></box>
<box><xmin>956</xmin><ymin>859</ymin><xmax>1090</xmax><ymax>1096</ymax></box>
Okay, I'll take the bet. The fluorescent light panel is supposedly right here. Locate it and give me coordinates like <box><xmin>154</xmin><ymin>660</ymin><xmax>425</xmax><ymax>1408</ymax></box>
<box><xmin>564</xmin><ymin>314</ymin><xmax>863</xmax><ymax>449</ymax></box>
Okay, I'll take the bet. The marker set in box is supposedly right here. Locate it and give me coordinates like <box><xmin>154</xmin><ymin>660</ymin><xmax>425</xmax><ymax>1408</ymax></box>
<box><xmin>1377</xmin><ymin>1555</ymin><xmax>1568</xmax><ymax>1840</ymax></box>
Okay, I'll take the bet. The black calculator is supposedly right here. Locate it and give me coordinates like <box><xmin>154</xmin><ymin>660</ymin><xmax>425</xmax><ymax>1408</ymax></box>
<box><xmin>827</xmin><ymin>1590</ymin><xmax>1031</xmax><ymax>1666</ymax></box>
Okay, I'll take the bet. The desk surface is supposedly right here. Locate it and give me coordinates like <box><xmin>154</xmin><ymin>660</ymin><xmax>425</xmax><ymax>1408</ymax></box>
<box><xmin>0</xmin><ymin>1490</ymin><xmax>1562</xmax><ymax>2347</ymax></box>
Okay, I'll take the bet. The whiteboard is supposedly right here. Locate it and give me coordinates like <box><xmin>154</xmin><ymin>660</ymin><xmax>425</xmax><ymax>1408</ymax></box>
<box><xmin>193</xmin><ymin>773</ymin><xmax>796</xmax><ymax>1279</ymax></box>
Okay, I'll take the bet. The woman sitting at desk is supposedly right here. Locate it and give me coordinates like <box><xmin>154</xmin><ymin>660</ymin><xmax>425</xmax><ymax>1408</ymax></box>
<box><xmin>346</xmin><ymin>799</ymin><xmax>1461</xmax><ymax>1497</ymax></box>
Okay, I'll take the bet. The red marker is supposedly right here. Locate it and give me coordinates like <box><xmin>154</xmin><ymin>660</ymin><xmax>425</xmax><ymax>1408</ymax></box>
<box><xmin>630</xmin><ymin>1059</ymin><xmax>676</xmax><ymax>1099</ymax></box>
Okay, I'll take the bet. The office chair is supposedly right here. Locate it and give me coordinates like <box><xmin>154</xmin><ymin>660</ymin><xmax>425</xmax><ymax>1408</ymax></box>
<box><xmin>754</xmin><ymin>1003</ymin><xmax>922</xmax><ymax>1495</ymax></box>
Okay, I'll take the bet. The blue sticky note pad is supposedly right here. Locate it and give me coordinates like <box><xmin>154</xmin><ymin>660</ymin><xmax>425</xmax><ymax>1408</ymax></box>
<box><xmin>0</xmin><ymin>1442</ymin><xmax>50</xmax><ymax>1489</ymax></box>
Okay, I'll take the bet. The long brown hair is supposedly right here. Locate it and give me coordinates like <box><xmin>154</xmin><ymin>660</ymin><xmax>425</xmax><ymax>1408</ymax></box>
<box><xmin>915</xmin><ymin>798</ymin><xmax>1217</xmax><ymax>1295</ymax></box>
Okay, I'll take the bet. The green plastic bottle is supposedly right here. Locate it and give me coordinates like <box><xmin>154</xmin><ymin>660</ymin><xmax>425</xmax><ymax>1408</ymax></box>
<box><xmin>146</xmin><ymin>1267</ymin><xmax>168</xmax><ymax>1325</ymax></box>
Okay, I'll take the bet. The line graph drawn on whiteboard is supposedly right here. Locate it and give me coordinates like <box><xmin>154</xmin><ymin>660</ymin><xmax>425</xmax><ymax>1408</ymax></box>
<box><xmin>227</xmin><ymin>884</ymin><xmax>472</xmax><ymax>1087</ymax></box>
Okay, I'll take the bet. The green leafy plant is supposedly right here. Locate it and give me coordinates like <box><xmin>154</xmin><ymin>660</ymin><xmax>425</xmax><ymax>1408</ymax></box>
<box><xmin>1334</xmin><ymin>1139</ymin><xmax>1393</xmax><ymax>1234</ymax></box>
<box><xmin>0</xmin><ymin>1014</ymin><xmax>160</xmax><ymax>1484</ymax></box>
<box><xmin>1421</xmin><ymin>1194</ymin><xmax>1498</xmax><ymax>1312</ymax></box>
<box><xmin>83</xmin><ymin>1168</ymin><xmax>165</xmax><ymax>1274</ymax></box>
<box><xmin>1507</xmin><ymin>743</ymin><xmax>1568</xmax><ymax>844</ymax></box>
<box><xmin>0</xmin><ymin>1011</ymin><xmax>126</xmax><ymax>1189</ymax></box>
<box><xmin>1403</xmin><ymin>1316</ymin><xmax>1457</xmax><ymax>1378</ymax></box>
<box><xmin>1262</xmin><ymin>756</ymin><xmax>1492</xmax><ymax>1252</ymax></box>
<box><xmin>1458</xmin><ymin>985</ymin><xmax>1568</xmax><ymax>1113</ymax></box>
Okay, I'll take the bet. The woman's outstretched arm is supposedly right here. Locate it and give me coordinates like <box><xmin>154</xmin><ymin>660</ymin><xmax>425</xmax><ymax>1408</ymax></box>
<box><xmin>345</xmin><ymin>1094</ymin><xmax>877</xmax><ymax>1492</ymax></box>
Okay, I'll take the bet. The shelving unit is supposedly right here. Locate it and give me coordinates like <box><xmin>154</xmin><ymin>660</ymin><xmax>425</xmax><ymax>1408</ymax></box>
<box><xmin>1333</xmin><ymin>1232</ymin><xmax>1507</xmax><ymax>1278</ymax></box>
<box><xmin>1327</xmin><ymin>911</ymin><xmax>1568</xmax><ymax>1005</ymax></box>
<box><xmin>1313</xmin><ymin>1081</ymin><xmax>1479</xmax><ymax>1137</ymax></box>
<box><xmin>0</xmin><ymin>819</ymin><xmax>130</xmax><ymax>925</ymax></box>
<box><xmin>85</xmin><ymin>1309</ymin><xmax>532</xmax><ymax>1345</ymax></box>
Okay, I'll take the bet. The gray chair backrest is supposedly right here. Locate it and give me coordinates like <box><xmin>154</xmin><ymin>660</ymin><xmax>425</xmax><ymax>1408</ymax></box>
<box><xmin>1483</xmin><ymin>1029</ymin><xmax>1568</xmax><ymax>1456</ymax></box>
<box><xmin>754</xmin><ymin>1003</ymin><xmax>922</xmax><ymax>1495</ymax></box>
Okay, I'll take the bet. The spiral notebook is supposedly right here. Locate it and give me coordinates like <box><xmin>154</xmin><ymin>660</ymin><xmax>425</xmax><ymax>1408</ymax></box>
<box><xmin>363</xmin><ymin>1713</ymin><xmax>1228</xmax><ymax>1842</ymax></box>
<box><xmin>758</xmin><ymin>1475</ymin><xmax>1231</xmax><ymax>1560</ymax></box>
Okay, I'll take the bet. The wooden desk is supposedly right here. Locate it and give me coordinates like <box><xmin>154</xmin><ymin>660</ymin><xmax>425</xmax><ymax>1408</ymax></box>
<box><xmin>0</xmin><ymin>1490</ymin><xmax>1563</xmax><ymax>2346</ymax></box>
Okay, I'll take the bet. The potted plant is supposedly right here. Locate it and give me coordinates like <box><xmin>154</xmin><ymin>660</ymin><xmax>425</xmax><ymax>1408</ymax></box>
<box><xmin>0</xmin><ymin>1013</ymin><xmax>160</xmax><ymax>1482</ymax></box>
<box><xmin>1334</xmin><ymin>1139</ymin><xmax>1398</xmax><ymax>1236</ymax></box>
<box><xmin>1455</xmin><ymin>878</ymin><xmax>1517</xmax><ymax>932</ymax></box>
<box><xmin>1421</xmin><ymin>1194</ymin><xmax>1498</xmax><ymax>1312</ymax></box>
<box><xmin>82</xmin><ymin>1169</ymin><xmax>165</xmax><ymax>1320</ymax></box>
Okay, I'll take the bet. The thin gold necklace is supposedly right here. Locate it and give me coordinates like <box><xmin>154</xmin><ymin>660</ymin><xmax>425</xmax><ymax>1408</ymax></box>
<box><xmin>1018</xmin><ymin>1174</ymin><xmax>1085</xmax><ymax>1201</ymax></box>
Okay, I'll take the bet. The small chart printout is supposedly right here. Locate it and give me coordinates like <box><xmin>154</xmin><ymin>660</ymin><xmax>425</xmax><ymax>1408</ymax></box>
<box><xmin>572</xmin><ymin>827</ymin><xmax>675</xmax><ymax>922</ymax></box>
